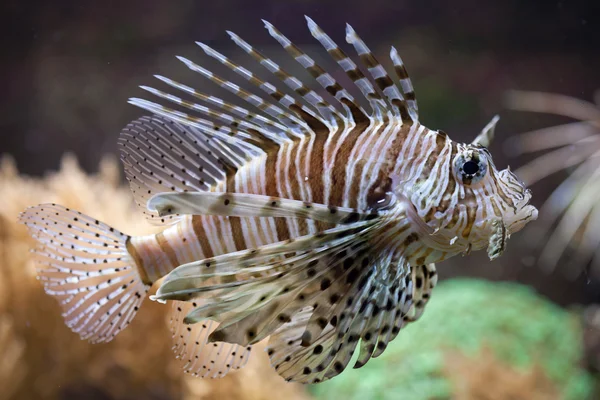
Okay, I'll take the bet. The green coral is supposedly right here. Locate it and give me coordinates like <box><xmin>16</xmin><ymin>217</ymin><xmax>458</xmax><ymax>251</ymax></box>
<box><xmin>310</xmin><ymin>279</ymin><xmax>594</xmax><ymax>400</ymax></box>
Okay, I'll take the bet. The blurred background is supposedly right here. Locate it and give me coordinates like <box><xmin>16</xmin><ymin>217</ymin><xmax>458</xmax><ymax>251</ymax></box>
<box><xmin>2</xmin><ymin>0</ymin><xmax>600</xmax><ymax>399</ymax></box>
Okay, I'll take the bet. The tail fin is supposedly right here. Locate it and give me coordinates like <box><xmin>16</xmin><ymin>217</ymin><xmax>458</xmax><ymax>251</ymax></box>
<box><xmin>19</xmin><ymin>203</ymin><xmax>150</xmax><ymax>343</ymax></box>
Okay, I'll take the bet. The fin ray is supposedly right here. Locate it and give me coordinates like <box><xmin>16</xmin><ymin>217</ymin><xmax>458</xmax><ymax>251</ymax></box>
<box><xmin>118</xmin><ymin>115</ymin><xmax>260</xmax><ymax>225</ymax></box>
<box><xmin>148</xmin><ymin>192</ymin><xmax>379</xmax><ymax>224</ymax></box>
<box><xmin>169</xmin><ymin>301</ymin><xmax>251</xmax><ymax>378</ymax></box>
<box><xmin>19</xmin><ymin>204</ymin><xmax>149</xmax><ymax>343</ymax></box>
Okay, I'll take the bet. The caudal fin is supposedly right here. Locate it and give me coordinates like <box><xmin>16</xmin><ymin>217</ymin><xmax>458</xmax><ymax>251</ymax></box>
<box><xmin>19</xmin><ymin>203</ymin><xmax>150</xmax><ymax>343</ymax></box>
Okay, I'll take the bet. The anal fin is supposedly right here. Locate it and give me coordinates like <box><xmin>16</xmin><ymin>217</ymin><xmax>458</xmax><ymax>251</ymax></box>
<box><xmin>169</xmin><ymin>301</ymin><xmax>251</xmax><ymax>378</ymax></box>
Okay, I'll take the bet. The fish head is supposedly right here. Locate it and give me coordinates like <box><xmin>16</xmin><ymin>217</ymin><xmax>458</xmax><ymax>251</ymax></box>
<box><xmin>447</xmin><ymin>142</ymin><xmax>538</xmax><ymax>254</ymax></box>
<box><xmin>387</xmin><ymin>136</ymin><xmax>537</xmax><ymax>262</ymax></box>
<box><xmin>493</xmin><ymin>166</ymin><xmax>538</xmax><ymax>234</ymax></box>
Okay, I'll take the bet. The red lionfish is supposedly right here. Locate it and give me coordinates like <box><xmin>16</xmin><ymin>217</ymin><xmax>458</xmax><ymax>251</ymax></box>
<box><xmin>19</xmin><ymin>17</ymin><xmax>537</xmax><ymax>383</ymax></box>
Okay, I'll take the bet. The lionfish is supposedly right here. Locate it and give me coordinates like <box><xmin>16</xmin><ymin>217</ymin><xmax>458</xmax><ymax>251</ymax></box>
<box><xmin>506</xmin><ymin>89</ymin><xmax>600</xmax><ymax>279</ymax></box>
<box><xmin>20</xmin><ymin>17</ymin><xmax>537</xmax><ymax>383</ymax></box>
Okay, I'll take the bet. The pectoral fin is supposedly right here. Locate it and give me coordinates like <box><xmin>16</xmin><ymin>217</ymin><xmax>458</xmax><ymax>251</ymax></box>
<box><xmin>147</xmin><ymin>191</ymin><xmax>378</xmax><ymax>224</ymax></box>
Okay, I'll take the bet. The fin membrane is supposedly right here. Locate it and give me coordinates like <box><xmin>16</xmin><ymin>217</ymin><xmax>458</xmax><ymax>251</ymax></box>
<box><xmin>118</xmin><ymin>115</ymin><xmax>256</xmax><ymax>225</ymax></box>
<box><xmin>19</xmin><ymin>204</ymin><xmax>149</xmax><ymax>343</ymax></box>
<box><xmin>266</xmin><ymin>250</ymin><xmax>423</xmax><ymax>383</ymax></box>
<box><xmin>169</xmin><ymin>301</ymin><xmax>251</xmax><ymax>378</ymax></box>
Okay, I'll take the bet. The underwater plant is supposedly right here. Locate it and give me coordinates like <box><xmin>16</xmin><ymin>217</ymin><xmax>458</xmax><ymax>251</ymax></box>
<box><xmin>310</xmin><ymin>278</ymin><xmax>594</xmax><ymax>400</ymax></box>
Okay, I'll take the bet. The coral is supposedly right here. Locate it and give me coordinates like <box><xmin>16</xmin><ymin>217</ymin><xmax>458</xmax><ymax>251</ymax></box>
<box><xmin>443</xmin><ymin>347</ymin><xmax>558</xmax><ymax>400</ymax></box>
<box><xmin>0</xmin><ymin>154</ymin><xmax>309</xmax><ymax>400</ymax></box>
<box><xmin>310</xmin><ymin>279</ymin><xmax>593</xmax><ymax>400</ymax></box>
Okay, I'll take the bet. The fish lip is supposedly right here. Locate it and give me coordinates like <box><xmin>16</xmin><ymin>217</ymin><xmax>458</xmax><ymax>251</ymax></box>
<box><xmin>506</xmin><ymin>204</ymin><xmax>538</xmax><ymax>234</ymax></box>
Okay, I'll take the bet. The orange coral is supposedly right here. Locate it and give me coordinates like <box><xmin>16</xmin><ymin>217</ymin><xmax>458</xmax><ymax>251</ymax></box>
<box><xmin>443</xmin><ymin>346</ymin><xmax>559</xmax><ymax>400</ymax></box>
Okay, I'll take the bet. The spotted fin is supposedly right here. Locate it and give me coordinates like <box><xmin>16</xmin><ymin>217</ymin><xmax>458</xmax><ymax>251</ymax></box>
<box><xmin>147</xmin><ymin>192</ymin><xmax>379</xmax><ymax>224</ymax></box>
<box><xmin>169</xmin><ymin>301</ymin><xmax>251</xmax><ymax>378</ymax></box>
<box><xmin>153</xmin><ymin>198</ymin><xmax>437</xmax><ymax>383</ymax></box>
<box><xmin>18</xmin><ymin>204</ymin><xmax>149</xmax><ymax>343</ymax></box>
<box><xmin>118</xmin><ymin>115</ymin><xmax>261</xmax><ymax>225</ymax></box>
<box><xmin>266</xmin><ymin>254</ymin><xmax>436</xmax><ymax>383</ymax></box>
<box><xmin>152</xmin><ymin>217</ymin><xmax>383</xmax><ymax>351</ymax></box>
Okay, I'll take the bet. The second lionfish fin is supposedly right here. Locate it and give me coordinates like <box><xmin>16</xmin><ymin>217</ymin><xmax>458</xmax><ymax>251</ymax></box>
<box><xmin>147</xmin><ymin>192</ymin><xmax>379</xmax><ymax>224</ymax></box>
<box><xmin>118</xmin><ymin>115</ymin><xmax>262</xmax><ymax>225</ymax></box>
<box><xmin>169</xmin><ymin>301</ymin><xmax>251</xmax><ymax>378</ymax></box>
<box><xmin>205</xmin><ymin>232</ymin><xmax>378</xmax><ymax>347</ymax></box>
<box><xmin>153</xmin><ymin>219</ymin><xmax>382</xmax><ymax>350</ymax></box>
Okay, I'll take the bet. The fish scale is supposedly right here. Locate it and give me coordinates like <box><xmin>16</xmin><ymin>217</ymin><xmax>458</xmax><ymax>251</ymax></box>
<box><xmin>19</xmin><ymin>16</ymin><xmax>537</xmax><ymax>383</ymax></box>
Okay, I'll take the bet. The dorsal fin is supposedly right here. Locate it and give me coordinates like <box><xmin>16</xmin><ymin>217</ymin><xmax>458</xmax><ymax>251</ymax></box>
<box><xmin>305</xmin><ymin>17</ymin><xmax>389</xmax><ymax>121</ymax></box>
<box><xmin>345</xmin><ymin>24</ymin><xmax>414</xmax><ymax>123</ymax></box>
<box><xmin>128</xmin><ymin>18</ymin><xmax>421</xmax><ymax>152</ymax></box>
<box><xmin>170</xmin><ymin>301</ymin><xmax>251</xmax><ymax>378</ymax></box>
<box><xmin>225</xmin><ymin>30</ymin><xmax>341</xmax><ymax>126</ymax></box>
<box><xmin>390</xmin><ymin>46</ymin><xmax>419</xmax><ymax>120</ymax></box>
<box><xmin>262</xmin><ymin>19</ymin><xmax>367</xmax><ymax>123</ymax></box>
<box><xmin>195</xmin><ymin>41</ymin><xmax>328</xmax><ymax>133</ymax></box>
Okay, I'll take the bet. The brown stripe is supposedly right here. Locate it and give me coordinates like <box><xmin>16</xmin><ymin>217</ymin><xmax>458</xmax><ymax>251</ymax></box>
<box><xmin>328</xmin><ymin>48</ymin><xmax>346</xmax><ymax>62</ymax></box>
<box><xmin>390</xmin><ymin>99</ymin><xmax>411</xmax><ymax>122</ymax></box>
<box><xmin>334</xmin><ymin>122</ymin><xmax>379</xmax><ymax>208</ymax></box>
<box><xmin>288</xmin><ymin>140</ymin><xmax>309</xmax><ymax>235</ymax></box>
<box><xmin>394</xmin><ymin>64</ymin><xmax>409</xmax><ymax>79</ymax></box>
<box><xmin>374</xmin><ymin>76</ymin><xmax>395</xmax><ymax>92</ymax></box>
<box><xmin>348</xmin><ymin>159</ymin><xmax>367</xmax><ymax>209</ymax></box>
<box><xmin>225</xmin><ymin>156</ymin><xmax>247</xmax><ymax>252</ymax></box>
<box><xmin>358</xmin><ymin>53</ymin><xmax>378</xmax><ymax>69</ymax></box>
<box><xmin>262</xmin><ymin>137</ymin><xmax>292</xmax><ymax>241</ymax></box>
<box><xmin>419</xmin><ymin>130</ymin><xmax>449</xmax><ymax>209</ymax></box>
<box><xmin>445</xmin><ymin>206</ymin><xmax>461</xmax><ymax>230</ymax></box>
<box><xmin>382</xmin><ymin>124</ymin><xmax>413</xmax><ymax>174</ymax></box>
<box><xmin>424</xmin><ymin>140</ymin><xmax>458</xmax><ymax>222</ymax></box>
<box><xmin>192</xmin><ymin>215</ymin><xmax>215</xmax><ymax>258</ymax></box>
<box><xmin>461</xmin><ymin>188</ymin><xmax>478</xmax><ymax>238</ymax></box>
<box><xmin>156</xmin><ymin>232</ymin><xmax>179</xmax><ymax>267</ymax></box>
<box><xmin>125</xmin><ymin>237</ymin><xmax>152</xmax><ymax>285</ymax></box>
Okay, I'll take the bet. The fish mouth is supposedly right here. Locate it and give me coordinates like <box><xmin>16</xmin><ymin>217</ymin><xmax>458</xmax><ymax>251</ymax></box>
<box><xmin>506</xmin><ymin>204</ymin><xmax>538</xmax><ymax>234</ymax></box>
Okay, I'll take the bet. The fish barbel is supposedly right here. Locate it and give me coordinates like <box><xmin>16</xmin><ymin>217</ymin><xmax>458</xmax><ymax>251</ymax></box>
<box><xmin>20</xmin><ymin>17</ymin><xmax>537</xmax><ymax>383</ymax></box>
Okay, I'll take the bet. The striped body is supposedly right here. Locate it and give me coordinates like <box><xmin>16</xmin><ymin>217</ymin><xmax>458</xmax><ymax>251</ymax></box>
<box><xmin>129</xmin><ymin>116</ymin><xmax>531</xmax><ymax>284</ymax></box>
<box><xmin>129</xmin><ymin>121</ymin><xmax>436</xmax><ymax>283</ymax></box>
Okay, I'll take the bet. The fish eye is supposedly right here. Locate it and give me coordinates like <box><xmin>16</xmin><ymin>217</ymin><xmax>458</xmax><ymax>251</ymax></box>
<box><xmin>462</xmin><ymin>160</ymin><xmax>480</xmax><ymax>175</ymax></box>
<box><xmin>454</xmin><ymin>151</ymin><xmax>488</xmax><ymax>185</ymax></box>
